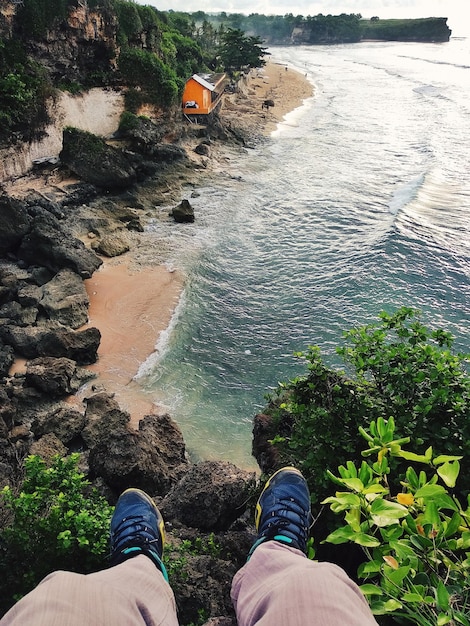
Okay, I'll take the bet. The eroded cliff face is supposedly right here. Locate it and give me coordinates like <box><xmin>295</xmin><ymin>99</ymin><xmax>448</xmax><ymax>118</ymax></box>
<box><xmin>24</xmin><ymin>4</ymin><xmax>117</xmax><ymax>84</ymax></box>
<box><xmin>0</xmin><ymin>2</ymin><xmax>124</xmax><ymax>181</ymax></box>
<box><xmin>0</xmin><ymin>89</ymin><xmax>124</xmax><ymax>182</ymax></box>
<box><xmin>0</xmin><ymin>2</ymin><xmax>15</xmax><ymax>38</ymax></box>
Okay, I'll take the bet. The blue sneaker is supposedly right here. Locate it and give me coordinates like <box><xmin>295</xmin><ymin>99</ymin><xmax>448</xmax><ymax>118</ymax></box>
<box><xmin>110</xmin><ymin>488</ymin><xmax>168</xmax><ymax>581</ymax></box>
<box><xmin>249</xmin><ymin>467</ymin><xmax>311</xmax><ymax>557</ymax></box>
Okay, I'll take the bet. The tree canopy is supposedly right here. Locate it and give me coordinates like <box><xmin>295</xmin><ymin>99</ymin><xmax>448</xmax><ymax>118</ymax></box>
<box><xmin>217</xmin><ymin>28</ymin><xmax>269</xmax><ymax>75</ymax></box>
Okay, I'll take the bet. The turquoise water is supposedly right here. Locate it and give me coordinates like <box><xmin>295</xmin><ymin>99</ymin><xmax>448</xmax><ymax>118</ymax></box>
<box><xmin>139</xmin><ymin>40</ymin><xmax>470</xmax><ymax>468</ymax></box>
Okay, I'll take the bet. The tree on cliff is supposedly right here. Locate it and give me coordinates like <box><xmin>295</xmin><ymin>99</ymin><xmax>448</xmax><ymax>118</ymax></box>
<box><xmin>217</xmin><ymin>28</ymin><xmax>269</xmax><ymax>75</ymax></box>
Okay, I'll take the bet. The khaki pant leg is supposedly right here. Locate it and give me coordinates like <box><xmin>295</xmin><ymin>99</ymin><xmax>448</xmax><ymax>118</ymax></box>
<box><xmin>231</xmin><ymin>541</ymin><xmax>378</xmax><ymax>626</ymax></box>
<box><xmin>1</xmin><ymin>555</ymin><xmax>179</xmax><ymax>626</ymax></box>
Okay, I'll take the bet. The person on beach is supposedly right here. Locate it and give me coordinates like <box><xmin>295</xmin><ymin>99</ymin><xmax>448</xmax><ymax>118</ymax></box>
<box><xmin>0</xmin><ymin>467</ymin><xmax>377</xmax><ymax>626</ymax></box>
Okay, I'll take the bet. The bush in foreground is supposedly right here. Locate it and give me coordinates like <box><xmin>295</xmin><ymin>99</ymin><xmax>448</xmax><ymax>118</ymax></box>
<box><xmin>323</xmin><ymin>417</ymin><xmax>470</xmax><ymax>624</ymax></box>
<box><xmin>266</xmin><ymin>307</ymin><xmax>470</xmax><ymax>509</ymax></box>
<box><xmin>0</xmin><ymin>455</ymin><xmax>113</xmax><ymax>615</ymax></box>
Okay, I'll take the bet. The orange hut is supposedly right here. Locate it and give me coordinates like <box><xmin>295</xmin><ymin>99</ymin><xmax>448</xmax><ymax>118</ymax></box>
<box><xmin>182</xmin><ymin>73</ymin><xmax>227</xmax><ymax>117</ymax></box>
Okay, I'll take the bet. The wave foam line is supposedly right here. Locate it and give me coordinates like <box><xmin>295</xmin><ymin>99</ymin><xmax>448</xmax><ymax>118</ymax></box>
<box><xmin>134</xmin><ymin>287</ymin><xmax>187</xmax><ymax>380</ymax></box>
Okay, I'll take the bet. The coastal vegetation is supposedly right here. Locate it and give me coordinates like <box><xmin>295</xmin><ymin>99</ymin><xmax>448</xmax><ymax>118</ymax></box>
<box><xmin>0</xmin><ymin>39</ymin><xmax>53</xmax><ymax>143</ymax></box>
<box><xmin>0</xmin><ymin>3</ymin><xmax>460</xmax><ymax>623</ymax></box>
<box><xmin>188</xmin><ymin>12</ymin><xmax>451</xmax><ymax>44</ymax></box>
<box><xmin>324</xmin><ymin>417</ymin><xmax>470</xmax><ymax>624</ymax></box>
<box><xmin>0</xmin><ymin>455</ymin><xmax>113</xmax><ymax>614</ymax></box>
<box><xmin>361</xmin><ymin>17</ymin><xmax>452</xmax><ymax>42</ymax></box>
<box><xmin>0</xmin><ymin>0</ymin><xmax>268</xmax><ymax>143</ymax></box>
<box><xmin>0</xmin><ymin>0</ymin><xmax>450</xmax><ymax>144</ymax></box>
<box><xmin>265</xmin><ymin>308</ymin><xmax>470</xmax><ymax>509</ymax></box>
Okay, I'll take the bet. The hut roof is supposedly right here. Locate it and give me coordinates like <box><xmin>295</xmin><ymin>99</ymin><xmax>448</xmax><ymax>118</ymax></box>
<box><xmin>190</xmin><ymin>73</ymin><xmax>226</xmax><ymax>91</ymax></box>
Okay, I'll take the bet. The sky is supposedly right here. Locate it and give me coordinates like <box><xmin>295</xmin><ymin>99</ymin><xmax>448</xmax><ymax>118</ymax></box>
<box><xmin>136</xmin><ymin>0</ymin><xmax>469</xmax><ymax>36</ymax></box>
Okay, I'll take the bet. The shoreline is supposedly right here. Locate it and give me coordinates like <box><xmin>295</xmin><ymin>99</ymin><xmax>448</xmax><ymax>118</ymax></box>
<box><xmin>79</xmin><ymin>60</ymin><xmax>314</xmax><ymax>428</ymax></box>
<box><xmin>6</xmin><ymin>61</ymin><xmax>314</xmax><ymax>435</ymax></box>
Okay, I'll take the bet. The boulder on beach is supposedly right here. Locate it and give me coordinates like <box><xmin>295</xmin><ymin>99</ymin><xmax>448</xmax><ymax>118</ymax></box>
<box><xmin>60</xmin><ymin>127</ymin><xmax>138</xmax><ymax>191</ymax></box>
<box><xmin>170</xmin><ymin>198</ymin><xmax>195</xmax><ymax>223</ymax></box>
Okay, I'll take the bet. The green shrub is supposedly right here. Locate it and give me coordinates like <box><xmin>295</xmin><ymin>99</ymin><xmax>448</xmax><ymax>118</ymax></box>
<box><xmin>266</xmin><ymin>308</ymin><xmax>470</xmax><ymax>510</ymax></box>
<box><xmin>16</xmin><ymin>0</ymin><xmax>70</xmax><ymax>38</ymax></box>
<box><xmin>118</xmin><ymin>110</ymin><xmax>141</xmax><ymax>132</ymax></box>
<box><xmin>0</xmin><ymin>455</ymin><xmax>113</xmax><ymax>615</ymax></box>
<box><xmin>323</xmin><ymin>417</ymin><xmax>470</xmax><ymax>624</ymax></box>
<box><xmin>113</xmin><ymin>0</ymin><xmax>143</xmax><ymax>44</ymax></box>
<box><xmin>118</xmin><ymin>48</ymin><xmax>179</xmax><ymax>107</ymax></box>
<box><xmin>0</xmin><ymin>39</ymin><xmax>52</xmax><ymax>142</ymax></box>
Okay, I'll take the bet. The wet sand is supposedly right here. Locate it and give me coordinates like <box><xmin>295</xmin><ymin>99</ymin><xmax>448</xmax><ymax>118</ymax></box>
<box><xmin>80</xmin><ymin>261</ymin><xmax>183</xmax><ymax>423</ymax></box>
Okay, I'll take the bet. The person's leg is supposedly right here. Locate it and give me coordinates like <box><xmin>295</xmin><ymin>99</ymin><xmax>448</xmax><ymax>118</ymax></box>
<box><xmin>231</xmin><ymin>467</ymin><xmax>377</xmax><ymax>626</ymax></box>
<box><xmin>1</xmin><ymin>555</ymin><xmax>178</xmax><ymax>626</ymax></box>
<box><xmin>232</xmin><ymin>542</ymin><xmax>376</xmax><ymax>626</ymax></box>
<box><xmin>0</xmin><ymin>489</ymin><xmax>179</xmax><ymax>626</ymax></box>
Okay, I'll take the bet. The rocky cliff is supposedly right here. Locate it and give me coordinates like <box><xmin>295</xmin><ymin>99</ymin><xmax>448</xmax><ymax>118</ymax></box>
<box><xmin>1</xmin><ymin>1</ymin><xmax>117</xmax><ymax>84</ymax></box>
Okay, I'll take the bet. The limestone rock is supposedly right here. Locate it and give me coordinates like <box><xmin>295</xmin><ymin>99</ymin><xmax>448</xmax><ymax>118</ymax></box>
<box><xmin>160</xmin><ymin>461</ymin><xmax>255</xmax><ymax>531</ymax></box>
<box><xmin>60</xmin><ymin>128</ymin><xmax>137</xmax><ymax>190</ymax></box>
<box><xmin>40</xmin><ymin>269</ymin><xmax>89</xmax><ymax>329</ymax></box>
<box><xmin>30</xmin><ymin>432</ymin><xmax>67</xmax><ymax>464</ymax></box>
<box><xmin>0</xmin><ymin>301</ymin><xmax>38</xmax><ymax>327</ymax></box>
<box><xmin>84</xmin><ymin>393</ymin><xmax>188</xmax><ymax>495</ymax></box>
<box><xmin>0</xmin><ymin>195</ymin><xmax>31</xmax><ymax>256</ymax></box>
<box><xmin>170</xmin><ymin>199</ymin><xmax>195</xmax><ymax>223</ymax></box>
<box><xmin>32</xmin><ymin>406</ymin><xmax>87</xmax><ymax>445</ymax></box>
<box><xmin>92</xmin><ymin>232</ymin><xmax>130</xmax><ymax>257</ymax></box>
<box><xmin>252</xmin><ymin>412</ymin><xmax>282</xmax><ymax>475</ymax></box>
<box><xmin>0</xmin><ymin>341</ymin><xmax>14</xmax><ymax>377</ymax></box>
<box><xmin>17</xmin><ymin>206</ymin><xmax>102</xmax><ymax>278</ymax></box>
<box><xmin>25</xmin><ymin>357</ymin><xmax>85</xmax><ymax>398</ymax></box>
<box><xmin>194</xmin><ymin>142</ymin><xmax>210</xmax><ymax>156</ymax></box>
<box><xmin>171</xmin><ymin>555</ymin><xmax>237</xmax><ymax>625</ymax></box>
<box><xmin>37</xmin><ymin>326</ymin><xmax>101</xmax><ymax>364</ymax></box>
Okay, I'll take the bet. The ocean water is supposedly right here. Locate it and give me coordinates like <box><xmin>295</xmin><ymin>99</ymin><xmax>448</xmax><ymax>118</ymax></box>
<box><xmin>139</xmin><ymin>39</ymin><xmax>470</xmax><ymax>469</ymax></box>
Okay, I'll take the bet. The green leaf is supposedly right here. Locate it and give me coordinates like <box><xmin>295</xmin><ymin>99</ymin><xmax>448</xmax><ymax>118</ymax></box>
<box><xmin>324</xmin><ymin>526</ymin><xmax>356</xmax><ymax>545</ymax></box>
<box><xmin>323</xmin><ymin>492</ymin><xmax>361</xmax><ymax>508</ymax></box>
<box><xmin>423</xmin><ymin>500</ymin><xmax>440</xmax><ymax>526</ymax></box>
<box><xmin>437</xmin><ymin>615</ymin><xmax>453</xmax><ymax>626</ymax></box>
<box><xmin>454</xmin><ymin>613</ymin><xmax>470</xmax><ymax>626</ymax></box>
<box><xmin>362</xmin><ymin>483</ymin><xmax>389</xmax><ymax>495</ymax></box>
<box><xmin>435</xmin><ymin>581</ymin><xmax>450</xmax><ymax>611</ymax></box>
<box><xmin>383</xmin><ymin>599</ymin><xmax>403</xmax><ymax>611</ymax></box>
<box><xmin>397</xmin><ymin>450</ymin><xmax>431</xmax><ymax>464</ymax></box>
<box><xmin>444</xmin><ymin>511</ymin><xmax>462</xmax><ymax>537</ymax></box>
<box><xmin>340</xmin><ymin>477</ymin><xmax>365</xmax><ymax>492</ymax></box>
<box><xmin>433</xmin><ymin>454</ymin><xmax>463</xmax><ymax>465</ymax></box>
<box><xmin>345</xmin><ymin>508</ymin><xmax>362</xmax><ymax>532</ymax></box>
<box><xmin>402</xmin><ymin>592</ymin><xmax>424</xmax><ymax>603</ymax></box>
<box><xmin>414</xmin><ymin>484</ymin><xmax>446</xmax><ymax>498</ymax></box>
<box><xmin>370</xmin><ymin>498</ymin><xmax>408</xmax><ymax>526</ymax></box>
<box><xmin>358</xmin><ymin>560</ymin><xmax>382</xmax><ymax>576</ymax></box>
<box><xmin>384</xmin><ymin>565</ymin><xmax>410</xmax><ymax>586</ymax></box>
<box><xmin>352</xmin><ymin>533</ymin><xmax>381</xmax><ymax>548</ymax></box>
<box><xmin>432</xmin><ymin>493</ymin><xmax>460</xmax><ymax>512</ymax></box>
<box><xmin>359</xmin><ymin>584</ymin><xmax>383</xmax><ymax>596</ymax></box>
<box><xmin>437</xmin><ymin>460</ymin><xmax>460</xmax><ymax>488</ymax></box>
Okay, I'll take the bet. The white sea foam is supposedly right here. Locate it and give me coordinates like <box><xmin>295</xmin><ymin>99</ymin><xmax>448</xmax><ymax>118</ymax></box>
<box><xmin>271</xmin><ymin>95</ymin><xmax>315</xmax><ymax>137</ymax></box>
<box><xmin>388</xmin><ymin>173</ymin><xmax>425</xmax><ymax>215</ymax></box>
<box><xmin>134</xmin><ymin>287</ymin><xmax>187</xmax><ymax>380</ymax></box>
